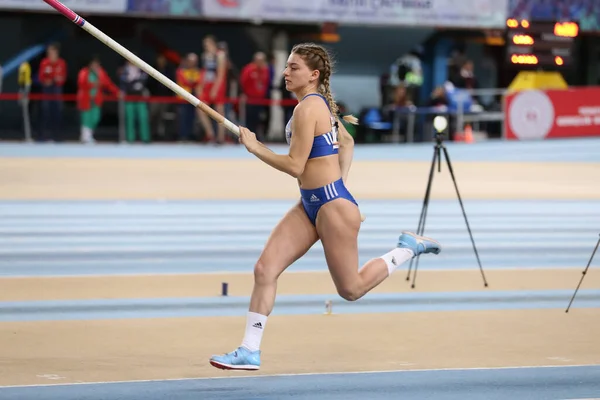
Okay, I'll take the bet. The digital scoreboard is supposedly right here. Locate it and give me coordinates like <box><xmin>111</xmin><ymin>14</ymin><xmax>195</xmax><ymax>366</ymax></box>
<box><xmin>505</xmin><ymin>19</ymin><xmax>579</xmax><ymax>68</ymax></box>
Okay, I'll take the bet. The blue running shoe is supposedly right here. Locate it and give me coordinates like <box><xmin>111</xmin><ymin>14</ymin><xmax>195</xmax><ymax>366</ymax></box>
<box><xmin>209</xmin><ymin>346</ymin><xmax>261</xmax><ymax>371</ymax></box>
<box><xmin>398</xmin><ymin>231</ymin><xmax>441</xmax><ymax>256</ymax></box>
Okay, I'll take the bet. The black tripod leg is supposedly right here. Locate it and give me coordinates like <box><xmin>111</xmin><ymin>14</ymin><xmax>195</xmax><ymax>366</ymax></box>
<box><xmin>410</xmin><ymin>148</ymin><xmax>439</xmax><ymax>288</ymax></box>
<box><xmin>406</xmin><ymin>145</ymin><xmax>438</xmax><ymax>282</ymax></box>
<box><xmin>441</xmin><ymin>146</ymin><xmax>488</xmax><ymax>287</ymax></box>
<box><xmin>566</xmin><ymin>234</ymin><xmax>600</xmax><ymax>313</ymax></box>
<box><xmin>409</xmin><ymin>145</ymin><xmax>441</xmax><ymax>288</ymax></box>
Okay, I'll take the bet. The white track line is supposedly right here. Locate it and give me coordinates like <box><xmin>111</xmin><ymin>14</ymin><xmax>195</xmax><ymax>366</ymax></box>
<box><xmin>1</xmin><ymin>363</ymin><xmax>599</xmax><ymax>389</ymax></box>
<box><xmin>0</xmin><ymin>266</ymin><xmax>589</xmax><ymax>280</ymax></box>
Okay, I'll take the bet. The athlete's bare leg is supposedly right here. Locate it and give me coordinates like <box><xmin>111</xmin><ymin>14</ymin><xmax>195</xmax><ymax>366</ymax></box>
<box><xmin>316</xmin><ymin>200</ymin><xmax>389</xmax><ymax>301</ymax></box>
<box><xmin>317</xmin><ymin>199</ymin><xmax>440</xmax><ymax>301</ymax></box>
<box><xmin>250</xmin><ymin>201</ymin><xmax>319</xmax><ymax>316</ymax></box>
<box><xmin>209</xmin><ymin>201</ymin><xmax>319</xmax><ymax>370</ymax></box>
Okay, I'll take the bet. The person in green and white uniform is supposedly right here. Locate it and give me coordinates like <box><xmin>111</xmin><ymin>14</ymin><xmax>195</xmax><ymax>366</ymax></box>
<box><xmin>120</xmin><ymin>60</ymin><xmax>150</xmax><ymax>143</ymax></box>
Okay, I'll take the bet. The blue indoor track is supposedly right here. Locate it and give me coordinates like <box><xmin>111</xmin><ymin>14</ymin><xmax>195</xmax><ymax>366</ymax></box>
<box><xmin>0</xmin><ymin>199</ymin><xmax>598</xmax><ymax>276</ymax></box>
<box><xmin>1</xmin><ymin>136</ymin><xmax>600</xmax><ymax>162</ymax></box>
<box><xmin>1</xmin><ymin>138</ymin><xmax>599</xmax><ymax>399</ymax></box>
<box><xmin>3</xmin><ymin>366</ymin><xmax>600</xmax><ymax>400</ymax></box>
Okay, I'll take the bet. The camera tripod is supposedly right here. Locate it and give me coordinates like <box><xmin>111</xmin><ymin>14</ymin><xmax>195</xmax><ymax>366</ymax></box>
<box><xmin>405</xmin><ymin>130</ymin><xmax>488</xmax><ymax>289</ymax></box>
<box><xmin>565</xmin><ymin>234</ymin><xmax>600</xmax><ymax>313</ymax></box>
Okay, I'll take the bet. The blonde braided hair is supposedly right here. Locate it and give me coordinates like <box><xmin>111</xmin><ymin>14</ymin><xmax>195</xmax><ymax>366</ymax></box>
<box><xmin>291</xmin><ymin>43</ymin><xmax>359</xmax><ymax>125</ymax></box>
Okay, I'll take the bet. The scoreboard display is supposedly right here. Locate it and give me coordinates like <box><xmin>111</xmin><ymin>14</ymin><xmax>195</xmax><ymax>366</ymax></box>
<box><xmin>505</xmin><ymin>19</ymin><xmax>579</xmax><ymax>68</ymax></box>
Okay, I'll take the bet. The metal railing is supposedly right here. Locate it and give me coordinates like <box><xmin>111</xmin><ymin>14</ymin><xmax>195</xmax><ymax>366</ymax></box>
<box><xmin>381</xmin><ymin>87</ymin><xmax>508</xmax><ymax>143</ymax></box>
<box><xmin>0</xmin><ymin>92</ymin><xmax>299</xmax><ymax>143</ymax></box>
<box><xmin>0</xmin><ymin>87</ymin><xmax>509</xmax><ymax>143</ymax></box>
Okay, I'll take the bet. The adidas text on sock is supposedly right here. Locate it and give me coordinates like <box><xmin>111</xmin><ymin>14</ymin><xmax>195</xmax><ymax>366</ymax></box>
<box><xmin>380</xmin><ymin>247</ymin><xmax>414</xmax><ymax>276</ymax></box>
<box><xmin>241</xmin><ymin>311</ymin><xmax>268</xmax><ymax>352</ymax></box>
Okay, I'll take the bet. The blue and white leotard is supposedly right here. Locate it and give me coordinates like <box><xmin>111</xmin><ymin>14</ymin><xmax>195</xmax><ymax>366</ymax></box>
<box><xmin>285</xmin><ymin>93</ymin><xmax>358</xmax><ymax>225</ymax></box>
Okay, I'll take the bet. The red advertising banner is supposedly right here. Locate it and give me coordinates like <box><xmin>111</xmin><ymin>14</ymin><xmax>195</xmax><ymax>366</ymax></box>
<box><xmin>505</xmin><ymin>87</ymin><xmax>600</xmax><ymax>140</ymax></box>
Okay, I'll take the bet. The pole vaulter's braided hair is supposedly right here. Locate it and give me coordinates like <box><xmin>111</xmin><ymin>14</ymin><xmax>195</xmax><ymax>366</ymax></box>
<box><xmin>291</xmin><ymin>43</ymin><xmax>359</xmax><ymax>125</ymax></box>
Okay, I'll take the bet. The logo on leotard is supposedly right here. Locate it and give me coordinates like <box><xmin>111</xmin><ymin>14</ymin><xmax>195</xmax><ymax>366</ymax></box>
<box><xmin>310</xmin><ymin>194</ymin><xmax>320</xmax><ymax>202</ymax></box>
<box><xmin>329</xmin><ymin>125</ymin><xmax>339</xmax><ymax>150</ymax></box>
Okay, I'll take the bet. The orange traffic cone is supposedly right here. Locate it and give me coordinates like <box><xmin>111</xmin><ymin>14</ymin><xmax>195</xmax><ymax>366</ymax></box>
<box><xmin>464</xmin><ymin>124</ymin><xmax>474</xmax><ymax>143</ymax></box>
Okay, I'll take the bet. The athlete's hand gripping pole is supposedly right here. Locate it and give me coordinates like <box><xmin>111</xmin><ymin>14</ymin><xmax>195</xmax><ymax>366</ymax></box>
<box><xmin>41</xmin><ymin>0</ymin><xmax>240</xmax><ymax>137</ymax></box>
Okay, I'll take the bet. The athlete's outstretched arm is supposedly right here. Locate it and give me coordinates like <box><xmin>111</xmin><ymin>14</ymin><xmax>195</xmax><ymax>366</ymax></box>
<box><xmin>336</xmin><ymin>118</ymin><xmax>354</xmax><ymax>184</ymax></box>
<box><xmin>239</xmin><ymin>102</ymin><xmax>315</xmax><ymax>178</ymax></box>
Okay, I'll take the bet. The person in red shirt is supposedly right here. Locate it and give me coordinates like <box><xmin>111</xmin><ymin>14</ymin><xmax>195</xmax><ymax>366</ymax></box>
<box><xmin>240</xmin><ymin>52</ymin><xmax>270</xmax><ymax>140</ymax></box>
<box><xmin>77</xmin><ymin>56</ymin><xmax>120</xmax><ymax>143</ymax></box>
<box><xmin>38</xmin><ymin>43</ymin><xmax>67</xmax><ymax>141</ymax></box>
<box><xmin>199</xmin><ymin>35</ymin><xmax>228</xmax><ymax>144</ymax></box>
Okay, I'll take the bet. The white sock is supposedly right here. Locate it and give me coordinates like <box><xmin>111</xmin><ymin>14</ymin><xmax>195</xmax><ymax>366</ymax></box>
<box><xmin>240</xmin><ymin>311</ymin><xmax>267</xmax><ymax>352</ymax></box>
<box><xmin>80</xmin><ymin>127</ymin><xmax>93</xmax><ymax>143</ymax></box>
<box><xmin>380</xmin><ymin>247</ymin><xmax>415</xmax><ymax>276</ymax></box>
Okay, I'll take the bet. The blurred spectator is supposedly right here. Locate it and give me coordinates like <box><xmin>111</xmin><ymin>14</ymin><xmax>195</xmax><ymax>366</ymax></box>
<box><xmin>453</xmin><ymin>59</ymin><xmax>487</xmax><ymax>108</ymax></box>
<box><xmin>427</xmin><ymin>86</ymin><xmax>449</xmax><ymax>108</ymax></box>
<box><xmin>148</xmin><ymin>54</ymin><xmax>175</xmax><ymax>139</ymax></box>
<box><xmin>426</xmin><ymin>86</ymin><xmax>450</xmax><ymax>138</ymax></box>
<box><xmin>176</xmin><ymin>52</ymin><xmax>201</xmax><ymax>142</ymax></box>
<box><xmin>456</xmin><ymin>60</ymin><xmax>478</xmax><ymax>90</ymax></box>
<box><xmin>218</xmin><ymin>41</ymin><xmax>240</xmax><ymax>125</ymax></box>
<box><xmin>120</xmin><ymin>60</ymin><xmax>150</xmax><ymax>144</ymax></box>
<box><xmin>18</xmin><ymin>61</ymin><xmax>33</xmax><ymax>140</ymax></box>
<box><xmin>240</xmin><ymin>51</ymin><xmax>269</xmax><ymax>140</ymax></box>
<box><xmin>447</xmin><ymin>44</ymin><xmax>467</xmax><ymax>86</ymax></box>
<box><xmin>38</xmin><ymin>43</ymin><xmax>67</xmax><ymax>142</ymax></box>
<box><xmin>385</xmin><ymin>84</ymin><xmax>415</xmax><ymax>141</ymax></box>
<box><xmin>389</xmin><ymin>46</ymin><xmax>423</xmax><ymax>106</ymax></box>
<box><xmin>392</xmin><ymin>85</ymin><xmax>414</xmax><ymax>107</ymax></box>
<box><xmin>77</xmin><ymin>55</ymin><xmax>120</xmax><ymax>143</ymax></box>
<box><xmin>199</xmin><ymin>35</ymin><xmax>228</xmax><ymax>144</ymax></box>
<box><xmin>18</xmin><ymin>62</ymin><xmax>32</xmax><ymax>96</ymax></box>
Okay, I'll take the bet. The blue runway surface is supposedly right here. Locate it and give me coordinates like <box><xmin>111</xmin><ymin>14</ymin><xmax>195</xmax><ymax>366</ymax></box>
<box><xmin>1</xmin><ymin>289</ymin><xmax>599</xmax><ymax>322</ymax></box>
<box><xmin>0</xmin><ymin>199</ymin><xmax>598</xmax><ymax>276</ymax></box>
<box><xmin>1</xmin><ymin>137</ymin><xmax>600</xmax><ymax>162</ymax></box>
<box><xmin>3</xmin><ymin>365</ymin><xmax>600</xmax><ymax>400</ymax></box>
<box><xmin>2</xmin><ymin>139</ymin><xmax>599</xmax><ymax>399</ymax></box>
